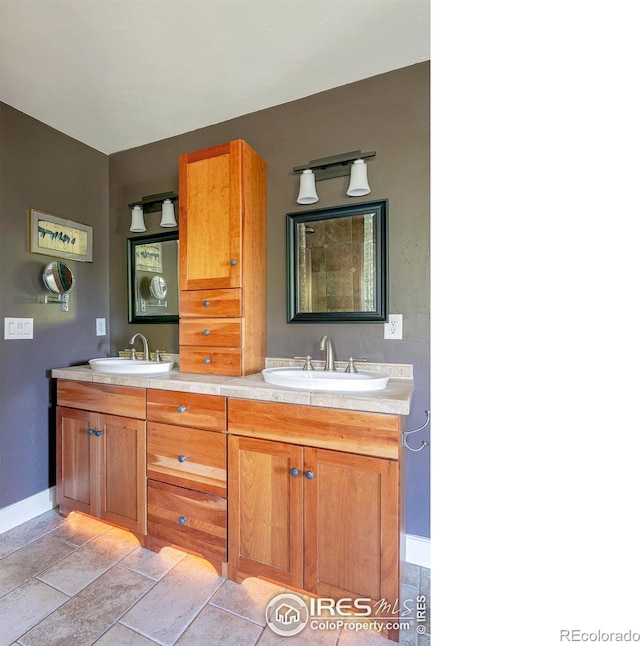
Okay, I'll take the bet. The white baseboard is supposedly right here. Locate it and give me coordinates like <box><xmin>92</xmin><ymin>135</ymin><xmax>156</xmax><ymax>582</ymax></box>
<box><xmin>0</xmin><ymin>487</ymin><xmax>58</xmax><ymax>534</ymax></box>
<box><xmin>405</xmin><ymin>534</ymin><xmax>430</xmax><ymax>569</ymax></box>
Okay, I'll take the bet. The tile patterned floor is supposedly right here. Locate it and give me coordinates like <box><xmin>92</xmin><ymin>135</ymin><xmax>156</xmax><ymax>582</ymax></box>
<box><xmin>0</xmin><ymin>511</ymin><xmax>430</xmax><ymax>646</ymax></box>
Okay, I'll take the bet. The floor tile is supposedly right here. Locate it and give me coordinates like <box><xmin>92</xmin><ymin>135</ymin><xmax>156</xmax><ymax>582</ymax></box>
<box><xmin>402</xmin><ymin>562</ymin><xmax>421</xmax><ymax>589</ymax></box>
<box><xmin>119</xmin><ymin>545</ymin><xmax>186</xmax><ymax>581</ymax></box>
<box><xmin>0</xmin><ymin>510</ymin><xmax>68</xmax><ymax>559</ymax></box>
<box><xmin>0</xmin><ymin>579</ymin><xmax>68</xmax><ymax>646</ymax></box>
<box><xmin>176</xmin><ymin>604</ymin><xmax>263</xmax><ymax>645</ymax></box>
<box><xmin>36</xmin><ymin>526</ymin><xmax>140</xmax><ymax>595</ymax></box>
<box><xmin>120</xmin><ymin>554</ymin><xmax>224</xmax><ymax>646</ymax></box>
<box><xmin>18</xmin><ymin>565</ymin><xmax>154</xmax><ymax>646</ymax></box>
<box><xmin>337</xmin><ymin>624</ymin><xmax>398</xmax><ymax>645</ymax></box>
<box><xmin>50</xmin><ymin>513</ymin><xmax>112</xmax><ymax>546</ymax></box>
<box><xmin>0</xmin><ymin>534</ymin><xmax>77</xmax><ymax>598</ymax></box>
<box><xmin>92</xmin><ymin>622</ymin><xmax>159</xmax><ymax>645</ymax></box>
<box><xmin>210</xmin><ymin>577</ymin><xmax>284</xmax><ymax>626</ymax></box>
<box><xmin>257</xmin><ymin>621</ymin><xmax>339</xmax><ymax>645</ymax></box>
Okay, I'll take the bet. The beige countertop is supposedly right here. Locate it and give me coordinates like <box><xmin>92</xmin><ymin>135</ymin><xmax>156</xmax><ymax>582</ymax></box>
<box><xmin>51</xmin><ymin>358</ymin><xmax>414</xmax><ymax>416</ymax></box>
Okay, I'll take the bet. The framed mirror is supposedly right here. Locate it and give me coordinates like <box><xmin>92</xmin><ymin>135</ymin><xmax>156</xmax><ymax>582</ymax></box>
<box><xmin>127</xmin><ymin>231</ymin><xmax>179</xmax><ymax>323</ymax></box>
<box><xmin>287</xmin><ymin>199</ymin><xmax>388</xmax><ymax>322</ymax></box>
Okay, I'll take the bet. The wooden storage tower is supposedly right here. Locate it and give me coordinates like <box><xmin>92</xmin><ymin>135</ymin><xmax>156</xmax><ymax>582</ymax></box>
<box><xmin>178</xmin><ymin>140</ymin><xmax>267</xmax><ymax>376</ymax></box>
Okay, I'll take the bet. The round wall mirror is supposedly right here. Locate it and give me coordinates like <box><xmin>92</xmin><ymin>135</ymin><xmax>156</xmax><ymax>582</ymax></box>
<box><xmin>149</xmin><ymin>275</ymin><xmax>168</xmax><ymax>300</ymax></box>
<box><xmin>42</xmin><ymin>261</ymin><xmax>75</xmax><ymax>294</ymax></box>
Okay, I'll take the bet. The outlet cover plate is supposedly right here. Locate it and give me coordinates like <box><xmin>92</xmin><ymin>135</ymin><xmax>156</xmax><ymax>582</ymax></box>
<box><xmin>384</xmin><ymin>314</ymin><xmax>403</xmax><ymax>339</ymax></box>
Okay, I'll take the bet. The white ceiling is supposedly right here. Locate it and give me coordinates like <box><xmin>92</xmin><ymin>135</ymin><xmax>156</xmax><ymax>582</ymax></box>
<box><xmin>0</xmin><ymin>0</ymin><xmax>429</xmax><ymax>155</ymax></box>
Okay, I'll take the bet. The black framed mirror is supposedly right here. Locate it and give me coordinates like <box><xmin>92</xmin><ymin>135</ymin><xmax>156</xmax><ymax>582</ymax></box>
<box><xmin>287</xmin><ymin>199</ymin><xmax>388</xmax><ymax>322</ymax></box>
<box><xmin>127</xmin><ymin>231</ymin><xmax>179</xmax><ymax>323</ymax></box>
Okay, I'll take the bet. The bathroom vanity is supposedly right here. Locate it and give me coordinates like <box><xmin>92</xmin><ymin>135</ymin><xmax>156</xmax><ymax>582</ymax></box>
<box><xmin>52</xmin><ymin>362</ymin><xmax>412</xmax><ymax>640</ymax></box>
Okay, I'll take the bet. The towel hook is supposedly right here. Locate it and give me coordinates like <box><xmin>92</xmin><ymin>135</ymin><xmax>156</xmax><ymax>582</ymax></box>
<box><xmin>403</xmin><ymin>410</ymin><xmax>430</xmax><ymax>453</ymax></box>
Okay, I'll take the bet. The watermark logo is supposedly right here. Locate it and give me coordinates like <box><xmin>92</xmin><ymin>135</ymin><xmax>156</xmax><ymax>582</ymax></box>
<box><xmin>266</xmin><ymin>593</ymin><xmax>310</xmax><ymax>637</ymax></box>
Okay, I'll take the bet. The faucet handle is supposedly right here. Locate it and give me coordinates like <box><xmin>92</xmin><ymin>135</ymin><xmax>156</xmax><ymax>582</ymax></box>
<box><xmin>294</xmin><ymin>355</ymin><xmax>315</xmax><ymax>371</ymax></box>
<box><xmin>345</xmin><ymin>357</ymin><xmax>367</xmax><ymax>373</ymax></box>
<box><xmin>154</xmin><ymin>350</ymin><xmax>166</xmax><ymax>362</ymax></box>
<box><xmin>129</xmin><ymin>348</ymin><xmax>138</xmax><ymax>360</ymax></box>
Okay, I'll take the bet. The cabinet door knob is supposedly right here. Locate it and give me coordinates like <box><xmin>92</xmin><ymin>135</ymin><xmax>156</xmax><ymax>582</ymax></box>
<box><xmin>87</xmin><ymin>428</ymin><xmax>95</xmax><ymax>435</ymax></box>
<box><xmin>94</xmin><ymin>430</ymin><xmax>103</xmax><ymax>437</ymax></box>
<box><xmin>202</xmin><ymin>300</ymin><xmax>210</xmax><ymax>307</ymax></box>
<box><xmin>177</xmin><ymin>406</ymin><xmax>186</xmax><ymax>413</ymax></box>
<box><xmin>178</xmin><ymin>516</ymin><xmax>187</xmax><ymax>525</ymax></box>
<box><xmin>178</xmin><ymin>455</ymin><xmax>187</xmax><ymax>463</ymax></box>
<box><xmin>304</xmin><ymin>470</ymin><xmax>315</xmax><ymax>480</ymax></box>
<box><xmin>203</xmin><ymin>357</ymin><xmax>211</xmax><ymax>364</ymax></box>
<box><xmin>290</xmin><ymin>468</ymin><xmax>299</xmax><ymax>477</ymax></box>
<box><xmin>202</xmin><ymin>329</ymin><xmax>211</xmax><ymax>336</ymax></box>
<box><xmin>230</xmin><ymin>258</ymin><xmax>238</xmax><ymax>266</ymax></box>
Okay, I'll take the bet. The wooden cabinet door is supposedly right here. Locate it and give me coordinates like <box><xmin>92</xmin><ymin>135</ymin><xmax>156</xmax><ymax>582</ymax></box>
<box><xmin>99</xmin><ymin>414</ymin><xmax>146</xmax><ymax>534</ymax></box>
<box><xmin>228</xmin><ymin>435</ymin><xmax>303</xmax><ymax>588</ymax></box>
<box><xmin>179</xmin><ymin>141</ymin><xmax>241</xmax><ymax>291</ymax></box>
<box><xmin>304</xmin><ymin>448</ymin><xmax>399</xmax><ymax>606</ymax></box>
<box><xmin>56</xmin><ymin>407</ymin><xmax>99</xmax><ymax>517</ymax></box>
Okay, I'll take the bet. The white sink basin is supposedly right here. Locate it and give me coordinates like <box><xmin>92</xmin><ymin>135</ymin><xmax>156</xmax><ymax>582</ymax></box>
<box><xmin>89</xmin><ymin>358</ymin><xmax>174</xmax><ymax>375</ymax></box>
<box><xmin>262</xmin><ymin>367</ymin><xmax>389</xmax><ymax>392</ymax></box>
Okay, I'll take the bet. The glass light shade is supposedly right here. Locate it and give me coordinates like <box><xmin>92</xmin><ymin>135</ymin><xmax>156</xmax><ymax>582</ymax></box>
<box><xmin>347</xmin><ymin>159</ymin><xmax>371</xmax><ymax>197</ymax></box>
<box><xmin>130</xmin><ymin>205</ymin><xmax>146</xmax><ymax>232</ymax></box>
<box><xmin>160</xmin><ymin>199</ymin><xmax>177</xmax><ymax>227</ymax></box>
<box><xmin>297</xmin><ymin>169</ymin><xmax>319</xmax><ymax>205</ymax></box>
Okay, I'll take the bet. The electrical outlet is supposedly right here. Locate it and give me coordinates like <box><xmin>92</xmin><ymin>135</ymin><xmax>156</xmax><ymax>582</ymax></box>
<box><xmin>96</xmin><ymin>318</ymin><xmax>106</xmax><ymax>336</ymax></box>
<box><xmin>384</xmin><ymin>314</ymin><xmax>403</xmax><ymax>339</ymax></box>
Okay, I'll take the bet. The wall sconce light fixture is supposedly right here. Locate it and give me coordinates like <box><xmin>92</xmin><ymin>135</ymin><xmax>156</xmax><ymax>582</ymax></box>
<box><xmin>293</xmin><ymin>150</ymin><xmax>375</xmax><ymax>205</ymax></box>
<box><xmin>129</xmin><ymin>192</ymin><xmax>178</xmax><ymax>232</ymax></box>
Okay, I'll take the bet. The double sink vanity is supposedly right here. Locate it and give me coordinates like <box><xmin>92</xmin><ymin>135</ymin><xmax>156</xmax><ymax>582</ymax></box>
<box><xmin>52</xmin><ymin>357</ymin><xmax>413</xmax><ymax>640</ymax></box>
<box><xmin>52</xmin><ymin>139</ymin><xmax>414</xmax><ymax>640</ymax></box>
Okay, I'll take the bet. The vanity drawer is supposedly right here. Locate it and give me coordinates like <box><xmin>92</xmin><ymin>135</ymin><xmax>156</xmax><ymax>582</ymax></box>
<box><xmin>179</xmin><ymin>318</ymin><xmax>241</xmax><ymax>347</ymax></box>
<box><xmin>227</xmin><ymin>399</ymin><xmax>403</xmax><ymax>460</ymax></box>
<box><xmin>147</xmin><ymin>421</ymin><xmax>227</xmax><ymax>496</ymax></box>
<box><xmin>57</xmin><ymin>380</ymin><xmax>146</xmax><ymax>419</ymax></box>
<box><xmin>147</xmin><ymin>479</ymin><xmax>227</xmax><ymax>568</ymax></box>
<box><xmin>147</xmin><ymin>389</ymin><xmax>226</xmax><ymax>431</ymax></box>
<box><xmin>179</xmin><ymin>346</ymin><xmax>241</xmax><ymax>376</ymax></box>
<box><xmin>180</xmin><ymin>289</ymin><xmax>241</xmax><ymax>317</ymax></box>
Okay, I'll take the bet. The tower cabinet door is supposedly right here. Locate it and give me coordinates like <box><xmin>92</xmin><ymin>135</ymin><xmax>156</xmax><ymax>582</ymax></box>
<box><xmin>303</xmin><ymin>447</ymin><xmax>399</xmax><ymax>606</ymax></box>
<box><xmin>56</xmin><ymin>407</ymin><xmax>99</xmax><ymax>517</ymax></box>
<box><xmin>99</xmin><ymin>413</ymin><xmax>147</xmax><ymax>534</ymax></box>
<box><xmin>179</xmin><ymin>141</ymin><xmax>241</xmax><ymax>290</ymax></box>
<box><xmin>228</xmin><ymin>435</ymin><xmax>303</xmax><ymax>587</ymax></box>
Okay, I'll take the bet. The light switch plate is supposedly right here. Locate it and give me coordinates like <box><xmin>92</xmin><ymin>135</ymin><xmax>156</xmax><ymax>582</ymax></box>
<box><xmin>96</xmin><ymin>318</ymin><xmax>106</xmax><ymax>336</ymax></box>
<box><xmin>4</xmin><ymin>317</ymin><xmax>34</xmax><ymax>340</ymax></box>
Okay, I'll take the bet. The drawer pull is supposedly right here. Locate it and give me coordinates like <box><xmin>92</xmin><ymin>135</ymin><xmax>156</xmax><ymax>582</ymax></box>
<box><xmin>87</xmin><ymin>428</ymin><xmax>95</xmax><ymax>435</ymax></box>
<box><xmin>177</xmin><ymin>406</ymin><xmax>186</xmax><ymax>413</ymax></box>
<box><xmin>203</xmin><ymin>358</ymin><xmax>212</xmax><ymax>364</ymax></box>
<box><xmin>202</xmin><ymin>300</ymin><xmax>211</xmax><ymax>307</ymax></box>
<box><xmin>230</xmin><ymin>258</ymin><xmax>238</xmax><ymax>266</ymax></box>
<box><xmin>290</xmin><ymin>468</ymin><xmax>299</xmax><ymax>477</ymax></box>
<box><xmin>178</xmin><ymin>455</ymin><xmax>187</xmax><ymax>463</ymax></box>
<box><xmin>178</xmin><ymin>516</ymin><xmax>187</xmax><ymax>525</ymax></box>
<box><xmin>94</xmin><ymin>430</ymin><xmax>103</xmax><ymax>437</ymax></box>
<box><xmin>202</xmin><ymin>329</ymin><xmax>211</xmax><ymax>336</ymax></box>
<box><xmin>304</xmin><ymin>470</ymin><xmax>315</xmax><ymax>480</ymax></box>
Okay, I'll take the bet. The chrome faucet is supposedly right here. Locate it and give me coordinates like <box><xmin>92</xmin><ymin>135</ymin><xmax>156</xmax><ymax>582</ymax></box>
<box><xmin>319</xmin><ymin>335</ymin><xmax>336</xmax><ymax>371</ymax></box>
<box><xmin>129</xmin><ymin>333</ymin><xmax>150</xmax><ymax>361</ymax></box>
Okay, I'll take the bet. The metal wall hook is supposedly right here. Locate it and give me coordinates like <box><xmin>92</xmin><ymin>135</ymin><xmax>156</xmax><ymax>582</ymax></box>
<box><xmin>403</xmin><ymin>410</ymin><xmax>430</xmax><ymax>453</ymax></box>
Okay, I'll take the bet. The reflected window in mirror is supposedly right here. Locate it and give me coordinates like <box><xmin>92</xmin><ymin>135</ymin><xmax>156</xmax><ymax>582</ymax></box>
<box><xmin>287</xmin><ymin>200</ymin><xmax>388</xmax><ymax>322</ymax></box>
<box><xmin>127</xmin><ymin>231</ymin><xmax>179</xmax><ymax>323</ymax></box>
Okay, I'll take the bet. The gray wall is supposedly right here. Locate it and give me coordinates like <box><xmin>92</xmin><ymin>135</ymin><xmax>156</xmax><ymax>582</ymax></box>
<box><xmin>0</xmin><ymin>103</ymin><xmax>110</xmax><ymax>507</ymax></box>
<box><xmin>0</xmin><ymin>62</ymin><xmax>429</xmax><ymax>537</ymax></box>
<box><xmin>109</xmin><ymin>62</ymin><xmax>430</xmax><ymax>537</ymax></box>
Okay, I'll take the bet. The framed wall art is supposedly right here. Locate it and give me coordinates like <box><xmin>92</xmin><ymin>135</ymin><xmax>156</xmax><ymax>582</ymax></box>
<box><xmin>29</xmin><ymin>209</ymin><xmax>93</xmax><ymax>262</ymax></box>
